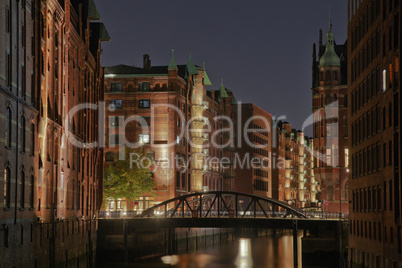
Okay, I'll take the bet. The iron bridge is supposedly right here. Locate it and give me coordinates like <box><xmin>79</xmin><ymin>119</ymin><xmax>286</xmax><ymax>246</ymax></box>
<box><xmin>139</xmin><ymin>191</ymin><xmax>308</xmax><ymax>219</ymax></box>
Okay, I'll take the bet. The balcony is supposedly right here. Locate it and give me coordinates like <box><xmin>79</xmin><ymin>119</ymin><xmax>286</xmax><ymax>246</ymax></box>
<box><xmin>192</xmin><ymin>165</ymin><xmax>209</xmax><ymax>174</ymax></box>
<box><xmin>192</xmin><ymin>134</ymin><xmax>208</xmax><ymax>144</ymax></box>
<box><xmin>192</xmin><ymin>149</ymin><xmax>209</xmax><ymax>157</ymax></box>
<box><xmin>191</xmin><ymin>117</ymin><xmax>209</xmax><ymax>129</ymax></box>
<box><xmin>192</xmin><ymin>102</ymin><xmax>209</xmax><ymax>114</ymax></box>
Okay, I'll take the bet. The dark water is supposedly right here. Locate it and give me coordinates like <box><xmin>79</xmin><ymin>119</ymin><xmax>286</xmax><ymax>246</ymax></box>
<box><xmin>130</xmin><ymin>233</ymin><xmax>302</xmax><ymax>268</ymax></box>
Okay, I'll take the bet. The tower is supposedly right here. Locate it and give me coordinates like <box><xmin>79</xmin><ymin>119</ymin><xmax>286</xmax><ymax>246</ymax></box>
<box><xmin>312</xmin><ymin>17</ymin><xmax>349</xmax><ymax>214</ymax></box>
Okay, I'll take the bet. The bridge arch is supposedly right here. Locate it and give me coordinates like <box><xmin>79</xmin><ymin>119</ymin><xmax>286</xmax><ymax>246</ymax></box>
<box><xmin>140</xmin><ymin>191</ymin><xmax>307</xmax><ymax>219</ymax></box>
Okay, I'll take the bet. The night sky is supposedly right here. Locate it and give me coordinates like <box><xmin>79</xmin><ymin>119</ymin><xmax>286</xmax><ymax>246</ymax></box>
<box><xmin>95</xmin><ymin>0</ymin><xmax>347</xmax><ymax>136</ymax></box>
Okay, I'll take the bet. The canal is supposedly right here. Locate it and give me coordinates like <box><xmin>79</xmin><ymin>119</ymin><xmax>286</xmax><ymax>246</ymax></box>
<box><xmin>98</xmin><ymin>230</ymin><xmax>303</xmax><ymax>268</ymax></box>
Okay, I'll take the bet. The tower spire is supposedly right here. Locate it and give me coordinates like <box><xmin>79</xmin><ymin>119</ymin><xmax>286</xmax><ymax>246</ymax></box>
<box><xmin>203</xmin><ymin>62</ymin><xmax>212</xmax><ymax>86</ymax></box>
<box><xmin>328</xmin><ymin>4</ymin><xmax>332</xmax><ymax>31</ymax></box>
<box><xmin>168</xmin><ymin>48</ymin><xmax>177</xmax><ymax>70</ymax></box>
<box><xmin>186</xmin><ymin>50</ymin><xmax>198</xmax><ymax>75</ymax></box>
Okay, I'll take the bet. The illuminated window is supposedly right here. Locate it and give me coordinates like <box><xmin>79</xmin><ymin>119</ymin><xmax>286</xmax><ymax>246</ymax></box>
<box><xmin>4</xmin><ymin>168</ymin><xmax>11</xmax><ymax>209</ymax></box>
<box><xmin>109</xmin><ymin>116</ymin><xmax>121</xmax><ymax>127</ymax></box>
<box><xmin>345</xmin><ymin>149</ymin><xmax>349</xmax><ymax>167</ymax></box>
<box><xmin>110</xmin><ymin>99</ymin><xmax>123</xmax><ymax>110</ymax></box>
<box><xmin>139</xmin><ymin>99</ymin><xmax>150</xmax><ymax>109</ymax></box>
<box><xmin>139</xmin><ymin>134</ymin><xmax>150</xmax><ymax>144</ymax></box>
<box><xmin>383</xmin><ymin>69</ymin><xmax>387</xmax><ymax>92</ymax></box>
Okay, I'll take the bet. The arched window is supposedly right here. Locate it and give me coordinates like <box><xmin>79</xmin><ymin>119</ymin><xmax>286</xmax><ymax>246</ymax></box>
<box><xmin>105</xmin><ymin>152</ymin><xmax>115</xmax><ymax>162</ymax></box>
<box><xmin>326</xmin><ymin>70</ymin><xmax>331</xmax><ymax>81</ymax></box>
<box><xmin>47</xmin><ymin>131</ymin><xmax>51</xmax><ymax>161</ymax></box>
<box><xmin>5</xmin><ymin>107</ymin><xmax>12</xmax><ymax>147</ymax></box>
<box><xmin>4</xmin><ymin>167</ymin><xmax>11</xmax><ymax>209</ymax></box>
<box><xmin>72</xmin><ymin>180</ymin><xmax>75</xmax><ymax>209</ymax></box>
<box><xmin>30</xmin><ymin>124</ymin><xmax>35</xmax><ymax>155</ymax></box>
<box><xmin>20</xmin><ymin>171</ymin><xmax>25</xmax><ymax>208</ymax></box>
<box><xmin>333</xmin><ymin>71</ymin><xmax>339</xmax><ymax>81</ymax></box>
<box><xmin>326</xmin><ymin>94</ymin><xmax>331</xmax><ymax>105</ymax></box>
<box><xmin>29</xmin><ymin>175</ymin><xmax>34</xmax><ymax>209</ymax></box>
<box><xmin>21</xmin><ymin>116</ymin><xmax>26</xmax><ymax>153</ymax></box>
<box><xmin>46</xmin><ymin>177</ymin><xmax>51</xmax><ymax>209</ymax></box>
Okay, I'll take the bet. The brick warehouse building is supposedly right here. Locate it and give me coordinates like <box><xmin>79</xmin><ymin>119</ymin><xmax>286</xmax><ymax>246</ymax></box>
<box><xmin>103</xmin><ymin>52</ymin><xmax>240</xmax><ymax>211</ymax></box>
<box><xmin>271</xmin><ymin>121</ymin><xmax>318</xmax><ymax>210</ymax></box>
<box><xmin>348</xmin><ymin>0</ymin><xmax>402</xmax><ymax>267</ymax></box>
<box><xmin>312</xmin><ymin>20</ymin><xmax>349</xmax><ymax>214</ymax></box>
<box><xmin>103</xmin><ymin>52</ymin><xmax>322</xmax><ymax>213</ymax></box>
<box><xmin>233</xmin><ymin>104</ymin><xmax>273</xmax><ymax>199</ymax></box>
<box><xmin>0</xmin><ymin>0</ymin><xmax>109</xmax><ymax>266</ymax></box>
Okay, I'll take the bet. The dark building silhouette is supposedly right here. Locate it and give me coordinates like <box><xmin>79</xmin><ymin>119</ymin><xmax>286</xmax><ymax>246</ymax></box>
<box><xmin>348</xmin><ymin>0</ymin><xmax>402</xmax><ymax>266</ymax></box>
<box><xmin>0</xmin><ymin>0</ymin><xmax>109</xmax><ymax>266</ymax></box>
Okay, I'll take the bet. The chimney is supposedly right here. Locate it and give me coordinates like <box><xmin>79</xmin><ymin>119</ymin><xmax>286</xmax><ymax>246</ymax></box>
<box><xmin>143</xmin><ymin>54</ymin><xmax>151</xmax><ymax>70</ymax></box>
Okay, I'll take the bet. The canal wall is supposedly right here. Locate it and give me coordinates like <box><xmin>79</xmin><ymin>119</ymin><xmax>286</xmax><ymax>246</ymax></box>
<box><xmin>96</xmin><ymin>219</ymin><xmax>285</xmax><ymax>265</ymax></box>
<box><xmin>302</xmin><ymin>220</ymin><xmax>349</xmax><ymax>268</ymax></box>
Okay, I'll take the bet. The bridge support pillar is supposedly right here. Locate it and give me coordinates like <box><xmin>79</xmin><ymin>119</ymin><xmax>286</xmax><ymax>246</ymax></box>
<box><xmin>167</xmin><ymin>228</ymin><xmax>176</xmax><ymax>255</ymax></box>
<box><xmin>293</xmin><ymin>220</ymin><xmax>298</xmax><ymax>268</ymax></box>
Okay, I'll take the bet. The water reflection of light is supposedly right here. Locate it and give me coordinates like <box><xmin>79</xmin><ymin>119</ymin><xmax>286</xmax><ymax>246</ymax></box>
<box><xmin>235</xmin><ymin>239</ymin><xmax>253</xmax><ymax>268</ymax></box>
<box><xmin>161</xmin><ymin>255</ymin><xmax>179</xmax><ymax>265</ymax></box>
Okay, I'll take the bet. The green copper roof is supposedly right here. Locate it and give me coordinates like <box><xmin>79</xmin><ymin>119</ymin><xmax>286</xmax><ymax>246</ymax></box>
<box><xmin>219</xmin><ymin>79</ymin><xmax>229</xmax><ymax>98</ymax></box>
<box><xmin>99</xmin><ymin>23</ymin><xmax>111</xmax><ymax>41</ymax></box>
<box><xmin>186</xmin><ymin>52</ymin><xmax>198</xmax><ymax>75</ymax></box>
<box><xmin>230</xmin><ymin>94</ymin><xmax>238</xmax><ymax>105</ymax></box>
<box><xmin>319</xmin><ymin>13</ymin><xmax>340</xmax><ymax>67</ymax></box>
<box><xmin>168</xmin><ymin>49</ymin><xmax>178</xmax><ymax>70</ymax></box>
<box><xmin>88</xmin><ymin>0</ymin><xmax>101</xmax><ymax>20</ymax></box>
<box><xmin>203</xmin><ymin>63</ymin><xmax>212</xmax><ymax>85</ymax></box>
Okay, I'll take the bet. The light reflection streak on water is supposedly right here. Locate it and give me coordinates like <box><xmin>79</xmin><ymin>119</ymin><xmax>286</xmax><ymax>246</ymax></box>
<box><xmin>159</xmin><ymin>233</ymin><xmax>302</xmax><ymax>268</ymax></box>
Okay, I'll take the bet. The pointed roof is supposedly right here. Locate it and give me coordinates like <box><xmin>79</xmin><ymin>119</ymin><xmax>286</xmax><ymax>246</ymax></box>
<box><xmin>230</xmin><ymin>94</ymin><xmax>238</xmax><ymax>105</ymax></box>
<box><xmin>203</xmin><ymin>63</ymin><xmax>212</xmax><ymax>85</ymax></box>
<box><xmin>186</xmin><ymin>52</ymin><xmax>198</xmax><ymax>75</ymax></box>
<box><xmin>168</xmin><ymin>49</ymin><xmax>178</xmax><ymax>70</ymax></box>
<box><xmin>88</xmin><ymin>0</ymin><xmax>101</xmax><ymax>20</ymax></box>
<box><xmin>319</xmin><ymin>9</ymin><xmax>341</xmax><ymax>67</ymax></box>
<box><xmin>219</xmin><ymin>79</ymin><xmax>229</xmax><ymax>98</ymax></box>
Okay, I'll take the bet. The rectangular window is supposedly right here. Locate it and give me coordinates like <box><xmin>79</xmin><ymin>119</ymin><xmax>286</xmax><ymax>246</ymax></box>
<box><xmin>109</xmin><ymin>116</ymin><xmax>122</xmax><ymax>127</ymax></box>
<box><xmin>139</xmin><ymin>134</ymin><xmax>150</xmax><ymax>144</ymax></box>
<box><xmin>139</xmin><ymin>99</ymin><xmax>150</xmax><ymax>109</ymax></box>
<box><xmin>389</xmin><ymin>180</ymin><xmax>393</xmax><ymax>210</ymax></box>
<box><xmin>110</xmin><ymin>134</ymin><xmax>122</xmax><ymax>146</ymax></box>
<box><xmin>6</xmin><ymin>7</ymin><xmax>11</xmax><ymax>33</ymax></box>
<box><xmin>6</xmin><ymin>53</ymin><xmax>11</xmax><ymax>87</ymax></box>
<box><xmin>139</xmin><ymin>82</ymin><xmax>150</xmax><ymax>91</ymax></box>
<box><xmin>110</xmin><ymin>82</ymin><xmax>122</xmax><ymax>92</ymax></box>
<box><xmin>110</xmin><ymin>99</ymin><xmax>123</xmax><ymax>110</ymax></box>
<box><xmin>389</xmin><ymin>141</ymin><xmax>392</xmax><ymax>165</ymax></box>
